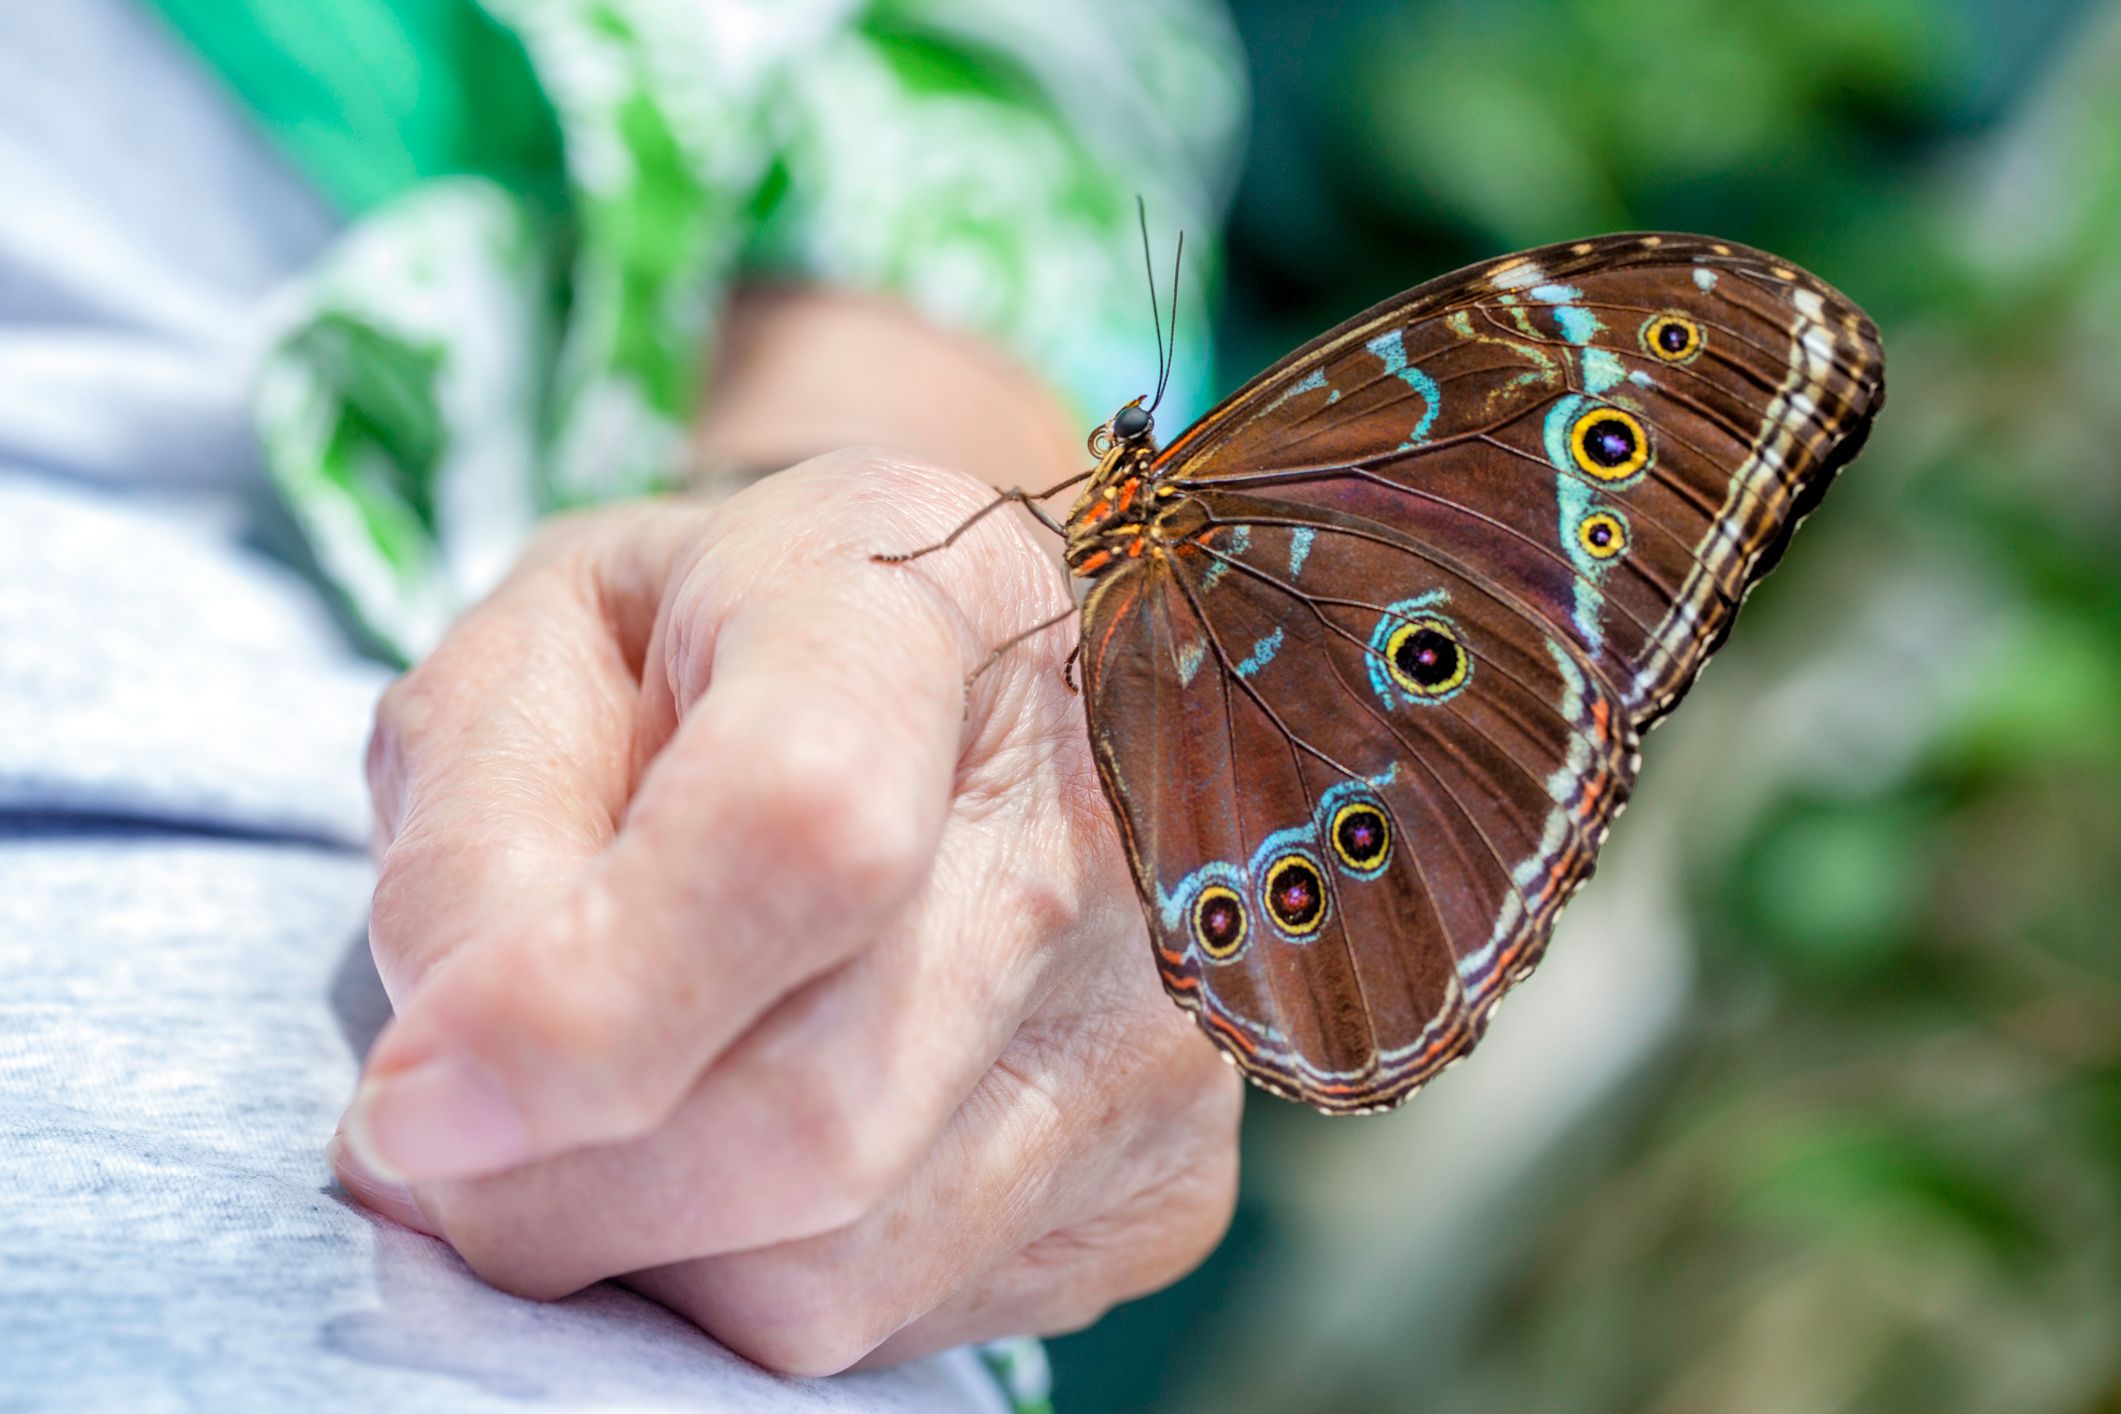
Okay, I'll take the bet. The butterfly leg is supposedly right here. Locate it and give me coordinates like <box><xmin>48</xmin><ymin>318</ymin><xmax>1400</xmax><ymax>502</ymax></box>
<box><xmin>965</xmin><ymin>602</ymin><xmax>1079</xmax><ymax>688</ymax></box>
<box><xmin>871</xmin><ymin>471</ymin><xmax>1090</xmax><ymax>566</ymax></box>
<box><xmin>1062</xmin><ymin>638</ymin><xmax>1084</xmax><ymax>694</ymax></box>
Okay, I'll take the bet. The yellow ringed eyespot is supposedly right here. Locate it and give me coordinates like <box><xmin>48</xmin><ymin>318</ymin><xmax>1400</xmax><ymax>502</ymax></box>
<box><xmin>1576</xmin><ymin>510</ymin><xmax>1629</xmax><ymax>561</ymax></box>
<box><xmin>1568</xmin><ymin>406</ymin><xmax>1651</xmax><ymax>482</ymax></box>
<box><xmin>1640</xmin><ymin>312</ymin><xmax>1703</xmax><ymax>363</ymax></box>
<box><xmin>1192</xmin><ymin>885</ymin><xmax>1248</xmax><ymax>960</ymax></box>
<box><xmin>1261</xmin><ymin>853</ymin><xmax>1328</xmax><ymax>936</ymax></box>
<box><xmin>1385</xmin><ymin>616</ymin><xmax>1470</xmax><ymax>698</ymax></box>
<box><xmin>1329</xmin><ymin>802</ymin><xmax>1392</xmax><ymax>874</ymax></box>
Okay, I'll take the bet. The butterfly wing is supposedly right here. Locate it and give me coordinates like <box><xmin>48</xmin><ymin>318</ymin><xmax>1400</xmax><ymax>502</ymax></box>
<box><xmin>1081</xmin><ymin>233</ymin><xmax>1883</xmax><ymax>1110</ymax></box>
<box><xmin>1079</xmin><ymin>502</ymin><xmax>1637</xmax><ymax>1110</ymax></box>
<box><xmin>1157</xmin><ymin>233</ymin><xmax>1885</xmax><ymax>722</ymax></box>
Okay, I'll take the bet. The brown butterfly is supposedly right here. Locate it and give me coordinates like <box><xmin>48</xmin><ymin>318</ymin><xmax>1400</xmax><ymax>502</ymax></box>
<box><xmin>892</xmin><ymin>233</ymin><xmax>1883</xmax><ymax>1114</ymax></box>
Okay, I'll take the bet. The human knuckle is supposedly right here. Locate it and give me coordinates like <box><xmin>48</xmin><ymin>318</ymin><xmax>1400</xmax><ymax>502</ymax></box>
<box><xmin>659</xmin><ymin>568</ymin><xmax>723</xmax><ymax>705</ymax></box>
<box><xmin>568</xmin><ymin>980</ymin><xmax>707</xmax><ymax>1138</ymax></box>
<box><xmin>995</xmin><ymin>861</ymin><xmax>1086</xmax><ymax>956</ymax></box>
<box><xmin>592</xmin><ymin>1072</ymin><xmax>681</xmax><ymax>1140</ymax></box>
<box><xmin>1043</xmin><ymin>1172</ymin><xmax>1235</xmax><ymax>1326</ymax></box>
<box><xmin>1061</xmin><ymin>1008</ymin><xmax>1186</xmax><ymax>1111</ymax></box>
<box><xmin>507</xmin><ymin>979</ymin><xmax>663</xmax><ymax>1122</ymax></box>
<box><xmin>456</xmin><ymin>1008</ymin><xmax>667</xmax><ymax>1149</ymax></box>
<box><xmin>366</xmin><ymin>659</ymin><xmax>477</xmax><ymax>817</ymax></box>
<box><xmin>366</xmin><ymin>826</ymin><xmax>475</xmax><ymax>959</ymax></box>
<box><xmin>769</xmin><ymin>1070</ymin><xmax>902</xmax><ymax>1230</ymax></box>
<box><xmin>364</xmin><ymin>700</ymin><xmax>406</xmax><ymax>810</ymax></box>
<box><xmin>364</xmin><ymin>859</ymin><xmax>420</xmax><ymax>963</ymax></box>
<box><xmin>369</xmin><ymin>669</ymin><xmax>436</xmax><ymax>763</ymax></box>
<box><xmin>1162</xmin><ymin>1148</ymin><xmax>1240</xmax><ymax>1275</ymax></box>
<box><xmin>1025</xmin><ymin>1266</ymin><xmax>1132</xmax><ymax>1340</ymax></box>
<box><xmin>1122</xmin><ymin>995</ymin><xmax>1227</xmax><ymax>1102</ymax></box>
<box><xmin>744</xmin><ymin>1327</ymin><xmax>882</xmax><ymax>1380</ymax></box>
<box><xmin>1056</xmin><ymin>1100</ymin><xmax>1241</xmax><ymax>1301</ymax></box>
<box><xmin>414</xmin><ymin>930</ymin><xmax>652</xmax><ymax>1121</ymax></box>
<box><xmin>747</xmin><ymin>727</ymin><xmax>926</xmax><ymax>904</ymax></box>
<box><xmin>424</xmin><ymin>1193</ymin><xmax>580</xmax><ymax>1302</ymax></box>
<box><xmin>1006</xmin><ymin>1240</ymin><xmax>1140</xmax><ymax>1338</ymax></box>
<box><xmin>710</xmin><ymin>1260</ymin><xmax>889</xmax><ymax>1377</ymax></box>
<box><xmin>1168</xmin><ymin>1019</ymin><xmax>1237</xmax><ymax>1100</ymax></box>
<box><xmin>1114</xmin><ymin>1100</ymin><xmax>1243</xmax><ymax>1286</ymax></box>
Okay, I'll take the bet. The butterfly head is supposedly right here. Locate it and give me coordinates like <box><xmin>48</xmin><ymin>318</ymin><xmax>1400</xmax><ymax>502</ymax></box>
<box><xmin>1090</xmin><ymin>397</ymin><xmax>1158</xmax><ymax>461</ymax></box>
<box><xmin>1112</xmin><ymin>402</ymin><xmax>1154</xmax><ymax>444</ymax></box>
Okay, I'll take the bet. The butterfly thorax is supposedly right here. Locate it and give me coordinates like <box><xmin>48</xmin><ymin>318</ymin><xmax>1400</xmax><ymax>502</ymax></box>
<box><xmin>1063</xmin><ymin>413</ymin><xmax>1206</xmax><ymax>582</ymax></box>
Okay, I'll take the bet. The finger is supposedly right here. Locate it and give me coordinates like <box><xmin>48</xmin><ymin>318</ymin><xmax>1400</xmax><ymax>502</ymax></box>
<box><xmin>628</xmin><ymin>996</ymin><xmax>1242</xmax><ymax>1377</ymax></box>
<box><xmin>363</xmin><ymin>505</ymin><xmax>699</xmax><ymax>1000</ymax></box>
<box><xmin>332</xmin><ymin>513</ymin><xmax>701</xmax><ymax>1229</ymax></box>
<box><xmin>631</xmin><ymin>449</ymin><xmax>1078</xmax><ymax>773</ymax></box>
<box><xmin>350</xmin><ymin>462</ymin><xmax>1012</xmax><ymax>1182</ymax></box>
<box><xmin>405</xmin><ymin>766</ymin><xmax>1133</xmax><ymax>1292</ymax></box>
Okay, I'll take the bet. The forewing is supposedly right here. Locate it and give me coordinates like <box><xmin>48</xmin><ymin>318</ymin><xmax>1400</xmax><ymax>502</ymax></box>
<box><xmin>1154</xmin><ymin>233</ymin><xmax>1885</xmax><ymax>724</ymax></box>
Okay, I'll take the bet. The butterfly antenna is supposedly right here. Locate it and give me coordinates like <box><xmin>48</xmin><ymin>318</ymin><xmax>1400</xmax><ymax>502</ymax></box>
<box><xmin>1152</xmin><ymin>228</ymin><xmax>1184</xmax><ymax>413</ymax></box>
<box><xmin>1137</xmin><ymin>195</ymin><xmax>1169</xmax><ymax>408</ymax></box>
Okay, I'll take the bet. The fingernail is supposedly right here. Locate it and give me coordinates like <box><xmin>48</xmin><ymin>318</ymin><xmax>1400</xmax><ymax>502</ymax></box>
<box><xmin>344</xmin><ymin>1053</ymin><xmax>530</xmax><ymax>1180</ymax></box>
<box><xmin>326</xmin><ymin>1132</ymin><xmax>438</xmax><ymax>1237</ymax></box>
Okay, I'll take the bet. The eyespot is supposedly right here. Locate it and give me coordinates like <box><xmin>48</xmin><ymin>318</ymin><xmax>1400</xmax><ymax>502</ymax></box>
<box><xmin>1568</xmin><ymin>406</ymin><xmax>1651</xmax><ymax>483</ymax></box>
<box><xmin>1385</xmin><ymin>616</ymin><xmax>1471</xmax><ymax>699</ymax></box>
<box><xmin>1639</xmin><ymin>312</ymin><xmax>1703</xmax><ymax>364</ymax></box>
<box><xmin>1261</xmin><ymin>852</ymin><xmax>1328</xmax><ymax>937</ymax></box>
<box><xmin>1192</xmin><ymin>884</ymin><xmax>1248</xmax><ymax>960</ymax></box>
<box><xmin>1329</xmin><ymin>801</ymin><xmax>1392</xmax><ymax>877</ymax></box>
<box><xmin>1575</xmin><ymin>510</ymin><xmax>1630</xmax><ymax>561</ymax></box>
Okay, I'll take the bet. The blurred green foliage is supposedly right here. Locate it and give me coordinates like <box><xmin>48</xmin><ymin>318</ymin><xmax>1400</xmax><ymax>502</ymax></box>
<box><xmin>1052</xmin><ymin>0</ymin><xmax>2121</xmax><ymax>1409</ymax></box>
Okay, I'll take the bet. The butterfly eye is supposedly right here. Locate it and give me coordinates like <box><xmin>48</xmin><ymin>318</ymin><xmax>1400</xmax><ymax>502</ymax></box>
<box><xmin>1329</xmin><ymin>801</ymin><xmax>1393</xmax><ymax>877</ymax></box>
<box><xmin>1383</xmin><ymin>615</ymin><xmax>1471</xmax><ymax>700</ymax></box>
<box><xmin>1112</xmin><ymin>404</ymin><xmax>1153</xmax><ymax>442</ymax></box>
<box><xmin>1575</xmin><ymin>510</ymin><xmax>1630</xmax><ymax>561</ymax></box>
<box><xmin>1567</xmin><ymin>407</ymin><xmax>1652</xmax><ymax>483</ymax></box>
<box><xmin>1191</xmin><ymin>884</ymin><xmax>1249</xmax><ymax>960</ymax></box>
<box><xmin>1640</xmin><ymin>312</ymin><xmax>1703</xmax><ymax>363</ymax></box>
<box><xmin>1261</xmin><ymin>853</ymin><xmax>1329</xmax><ymax>937</ymax></box>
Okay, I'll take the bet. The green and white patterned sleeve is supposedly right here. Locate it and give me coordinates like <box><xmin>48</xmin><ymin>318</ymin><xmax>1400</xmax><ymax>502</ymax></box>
<box><xmin>753</xmin><ymin>1</ymin><xmax>1246</xmax><ymax>431</ymax></box>
<box><xmin>254</xmin><ymin>0</ymin><xmax>1246</xmax><ymax>660</ymax></box>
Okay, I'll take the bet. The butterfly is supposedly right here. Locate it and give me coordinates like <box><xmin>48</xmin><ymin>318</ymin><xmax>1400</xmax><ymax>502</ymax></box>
<box><xmin>892</xmin><ymin>233</ymin><xmax>1883</xmax><ymax>1114</ymax></box>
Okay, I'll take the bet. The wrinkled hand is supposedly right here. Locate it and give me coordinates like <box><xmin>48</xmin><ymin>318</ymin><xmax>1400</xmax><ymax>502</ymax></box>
<box><xmin>332</xmin><ymin>451</ymin><xmax>1242</xmax><ymax>1373</ymax></box>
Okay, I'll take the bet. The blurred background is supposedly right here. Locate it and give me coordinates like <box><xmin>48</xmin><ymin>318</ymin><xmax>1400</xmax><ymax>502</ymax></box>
<box><xmin>15</xmin><ymin>0</ymin><xmax>2109</xmax><ymax>1408</ymax></box>
<box><xmin>1049</xmin><ymin>0</ymin><xmax>2121</xmax><ymax>1409</ymax></box>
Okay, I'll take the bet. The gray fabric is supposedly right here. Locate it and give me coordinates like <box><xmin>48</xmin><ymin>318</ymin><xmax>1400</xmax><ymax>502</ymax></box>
<box><xmin>0</xmin><ymin>0</ymin><xmax>337</xmax><ymax>507</ymax></box>
<box><xmin>0</xmin><ymin>3</ymin><xmax>998</xmax><ymax>1407</ymax></box>
<box><xmin>0</xmin><ymin>785</ymin><xmax>997</xmax><ymax>1414</ymax></box>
